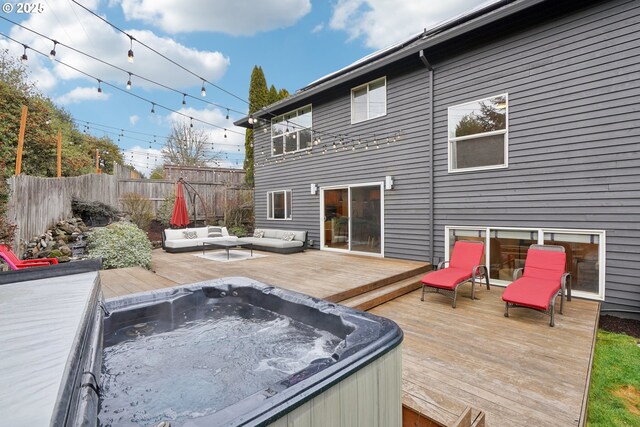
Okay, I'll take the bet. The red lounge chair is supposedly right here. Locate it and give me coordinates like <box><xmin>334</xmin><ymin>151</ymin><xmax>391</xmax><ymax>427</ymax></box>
<box><xmin>420</xmin><ymin>240</ymin><xmax>489</xmax><ymax>308</ymax></box>
<box><xmin>502</xmin><ymin>244</ymin><xmax>572</xmax><ymax>327</ymax></box>
<box><xmin>0</xmin><ymin>245</ymin><xmax>59</xmax><ymax>270</ymax></box>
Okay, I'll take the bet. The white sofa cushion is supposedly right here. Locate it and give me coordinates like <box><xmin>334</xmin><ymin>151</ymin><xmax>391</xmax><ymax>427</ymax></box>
<box><xmin>239</xmin><ymin>237</ymin><xmax>303</xmax><ymax>249</ymax></box>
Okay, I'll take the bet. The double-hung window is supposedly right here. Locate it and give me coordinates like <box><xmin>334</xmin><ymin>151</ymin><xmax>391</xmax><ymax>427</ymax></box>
<box><xmin>351</xmin><ymin>77</ymin><xmax>387</xmax><ymax>123</ymax></box>
<box><xmin>271</xmin><ymin>105</ymin><xmax>312</xmax><ymax>156</ymax></box>
<box><xmin>267</xmin><ymin>190</ymin><xmax>292</xmax><ymax>220</ymax></box>
<box><xmin>448</xmin><ymin>94</ymin><xmax>508</xmax><ymax>172</ymax></box>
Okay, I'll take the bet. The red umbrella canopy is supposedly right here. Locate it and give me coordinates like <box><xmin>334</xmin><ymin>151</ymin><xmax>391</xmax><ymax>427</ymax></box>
<box><xmin>170</xmin><ymin>181</ymin><xmax>190</xmax><ymax>227</ymax></box>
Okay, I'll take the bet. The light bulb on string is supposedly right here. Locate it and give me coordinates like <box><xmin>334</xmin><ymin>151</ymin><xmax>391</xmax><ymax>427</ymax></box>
<box><xmin>127</xmin><ymin>35</ymin><xmax>134</xmax><ymax>63</ymax></box>
<box><xmin>200</xmin><ymin>79</ymin><xmax>206</xmax><ymax>97</ymax></box>
<box><xmin>150</xmin><ymin>103</ymin><xmax>155</xmax><ymax>114</ymax></box>
<box><xmin>20</xmin><ymin>44</ymin><xmax>28</xmax><ymax>63</ymax></box>
<box><xmin>226</xmin><ymin>109</ymin><xmax>229</xmax><ymax>120</ymax></box>
<box><xmin>97</xmin><ymin>79</ymin><xmax>102</xmax><ymax>93</ymax></box>
<box><xmin>49</xmin><ymin>40</ymin><xmax>57</xmax><ymax>60</ymax></box>
<box><xmin>224</xmin><ymin>129</ymin><xmax>227</xmax><ymax>138</ymax></box>
<box><xmin>190</xmin><ymin>117</ymin><xmax>193</xmax><ymax>128</ymax></box>
<box><xmin>182</xmin><ymin>93</ymin><xmax>187</xmax><ymax>106</ymax></box>
<box><xmin>126</xmin><ymin>72</ymin><xmax>132</xmax><ymax>90</ymax></box>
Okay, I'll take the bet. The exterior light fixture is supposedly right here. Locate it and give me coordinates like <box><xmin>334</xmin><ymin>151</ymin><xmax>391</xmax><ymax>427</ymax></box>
<box><xmin>385</xmin><ymin>176</ymin><xmax>394</xmax><ymax>190</ymax></box>
<box><xmin>310</xmin><ymin>183</ymin><xmax>318</xmax><ymax>195</ymax></box>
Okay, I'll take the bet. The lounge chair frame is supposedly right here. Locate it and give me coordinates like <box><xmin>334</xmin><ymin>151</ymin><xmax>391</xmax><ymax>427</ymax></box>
<box><xmin>421</xmin><ymin>245</ymin><xmax>490</xmax><ymax>308</ymax></box>
<box><xmin>503</xmin><ymin>245</ymin><xmax>572</xmax><ymax>327</ymax></box>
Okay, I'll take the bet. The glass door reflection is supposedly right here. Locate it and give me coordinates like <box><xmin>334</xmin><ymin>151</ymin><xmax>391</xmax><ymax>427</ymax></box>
<box><xmin>323</xmin><ymin>188</ymin><xmax>349</xmax><ymax>250</ymax></box>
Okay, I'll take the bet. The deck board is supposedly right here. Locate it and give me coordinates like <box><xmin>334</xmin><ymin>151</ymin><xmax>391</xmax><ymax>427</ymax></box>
<box><xmin>98</xmin><ymin>249</ymin><xmax>598</xmax><ymax>426</ymax></box>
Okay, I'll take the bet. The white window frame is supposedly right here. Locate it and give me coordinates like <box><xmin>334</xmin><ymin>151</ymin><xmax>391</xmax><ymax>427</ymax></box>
<box><xmin>444</xmin><ymin>225</ymin><xmax>606</xmax><ymax>301</ymax></box>
<box><xmin>447</xmin><ymin>93</ymin><xmax>509</xmax><ymax>173</ymax></box>
<box><xmin>271</xmin><ymin>105</ymin><xmax>312</xmax><ymax>157</ymax></box>
<box><xmin>267</xmin><ymin>190</ymin><xmax>292</xmax><ymax>220</ymax></box>
<box><xmin>351</xmin><ymin>77</ymin><xmax>387</xmax><ymax>124</ymax></box>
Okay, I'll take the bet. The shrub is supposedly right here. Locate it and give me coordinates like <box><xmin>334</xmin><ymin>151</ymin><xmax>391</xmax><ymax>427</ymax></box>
<box><xmin>156</xmin><ymin>191</ymin><xmax>176</xmax><ymax>227</ymax></box>
<box><xmin>120</xmin><ymin>193</ymin><xmax>154</xmax><ymax>230</ymax></box>
<box><xmin>72</xmin><ymin>198</ymin><xmax>119</xmax><ymax>226</ymax></box>
<box><xmin>0</xmin><ymin>164</ymin><xmax>16</xmax><ymax>245</ymax></box>
<box><xmin>228</xmin><ymin>226</ymin><xmax>248</xmax><ymax>237</ymax></box>
<box><xmin>87</xmin><ymin>222</ymin><xmax>152</xmax><ymax>269</ymax></box>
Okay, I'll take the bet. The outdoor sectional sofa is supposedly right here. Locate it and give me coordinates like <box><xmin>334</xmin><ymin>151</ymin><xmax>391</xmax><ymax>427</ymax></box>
<box><xmin>162</xmin><ymin>226</ymin><xmax>308</xmax><ymax>254</ymax></box>
<box><xmin>238</xmin><ymin>229</ymin><xmax>308</xmax><ymax>254</ymax></box>
<box><xmin>162</xmin><ymin>226</ymin><xmax>238</xmax><ymax>253</ymax></box>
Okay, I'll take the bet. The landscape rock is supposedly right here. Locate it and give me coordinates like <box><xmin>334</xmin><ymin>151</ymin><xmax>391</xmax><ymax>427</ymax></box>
<box><xmin>22</xmin><ymin>217</ymin><xmax>91</xmax><ymax>261</ymax></box>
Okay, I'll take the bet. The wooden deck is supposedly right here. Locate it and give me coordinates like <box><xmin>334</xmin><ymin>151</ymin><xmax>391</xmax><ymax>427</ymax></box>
<box><xmin>371</xmin><ymin>287</ymin><xmax>599</xmax><ymax>427</ymax></box>
<box><xmin>100</xmin><ymin>248</ymin><xmax>430</xmax><ymax>300</ymax></box>
<box><xmin>99</xmin><ymin>249</ymin><xmax>599</xmax><ymax>426</ymax></box>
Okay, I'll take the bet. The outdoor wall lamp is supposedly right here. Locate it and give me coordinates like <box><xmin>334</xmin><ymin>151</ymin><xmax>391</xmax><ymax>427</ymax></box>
<box><xmin>310</xmin><ymin>183</ymin><xmax>318</xmax><ymax>195</ymax></box>
<box><xmin>385</xmin><ymin>176</ymin><xmax>394</xmax><ymax>190</ymax></box>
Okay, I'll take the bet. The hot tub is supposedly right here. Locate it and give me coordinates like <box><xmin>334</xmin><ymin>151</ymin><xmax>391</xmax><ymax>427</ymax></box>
<box><xmin>100</xmin><ymin>277</ymin><xmax>403</xmax><ymax>426</ymax></box>
<box><xmin>0</xmin><ymin>272</ymin><xmax>402</xmax><ymax>426</ymax></box>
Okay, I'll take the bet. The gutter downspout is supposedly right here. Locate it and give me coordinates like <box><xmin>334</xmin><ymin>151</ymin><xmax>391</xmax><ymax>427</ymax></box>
<box><xmin>419</xmin><ymin>50</ymin><xmax>435</xmax><ymax>265</ymax></box>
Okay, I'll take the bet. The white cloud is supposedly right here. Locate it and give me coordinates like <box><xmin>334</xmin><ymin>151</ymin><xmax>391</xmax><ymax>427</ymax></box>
<box><xmin>6</xmin><ymin>0</ymin><xmax>230</xmax><ymax>97</ymax></box>
<box><xmin>312</xmin><ymin>23</ymin><xmax>325</xmax><ymax>34</ymax></box>
<box><xmin>329</xmin><ymin>0</ymin><xmax>493</xmax><ymax>49</ymax></box>
<box><xmin>56</xmin><ymin>86</ymin><xmax>112</xmax><ymax>105</ymax></box>
<box><xmin>117</xmin><ymin>0</ymin><xmax>311</xmax><ymax>35</ymax></box>
<box><xmin>129</xmin><ymin>115</ymin><xmax>140</xmax><ymax>125</ymax></box>
<box><xmin>122</xmin><ymin>146</ymin><xmax>163</xmax><ymax>177</ymax></box>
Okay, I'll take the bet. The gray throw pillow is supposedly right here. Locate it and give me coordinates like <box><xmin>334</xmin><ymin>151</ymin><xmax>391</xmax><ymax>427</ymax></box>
<box><xmin>281</xmin><ymin>232</ymin><xmax>296</xmax><ymax>241</ymax></box>
<box><xmin>254</xmin><ymin>230</ymin><xmax>265</xmax><ymax>238</ymax></box>
<box><xmin>183</xmin><ymin>231</ymin><xmax>198</xmax><ymax>239</ymax></box>
<box><xmin>208</xmin><ymin>232</ymin><xmax>223</xmax><ymax>238</ymax></box>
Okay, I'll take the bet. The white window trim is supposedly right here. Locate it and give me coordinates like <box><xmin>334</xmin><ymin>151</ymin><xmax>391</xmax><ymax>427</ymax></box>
<box><xmin>444</xmin><ymin>225</ymin><xmax>606</xmax><ymax>301</ymax></box>
<box><xmin>267</xmin><ymin>190</ymin><xmax>292</xmax><ymax>220</ymax></box>
<box><xmin>447</xmin><ymin>93</ymin><xmax>509</xmax><ymax>173</ymax></box>
<box><xmin>351</xmin><ymin>77</ymin><xmax>387</xmax><ymax>124</ymax></box>
<box><xmin>271</xmin><ymin>105</ymin><xmax>313</xmax><ymax>158</ymax></box>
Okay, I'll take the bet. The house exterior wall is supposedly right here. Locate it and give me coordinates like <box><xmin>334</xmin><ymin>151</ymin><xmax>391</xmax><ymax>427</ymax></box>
<box><xmin>253</xmin><ymin>58</ymin><xmax>432</xmax><ymax>261</ymax></box>
<box><xmin>431</xmin><ymin>0</ymin><xmax>640</xmax><ymax>313</ymax></box>
<box><xmin>251</xmin><ymin>0</ymin><xmax>639</xmax><ymax>313</ymax></box>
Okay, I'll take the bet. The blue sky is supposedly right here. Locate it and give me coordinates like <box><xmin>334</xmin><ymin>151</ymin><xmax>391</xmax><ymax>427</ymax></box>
<box><xmin>0</xmin><ymin>0</ymin><xmax>487</xmax><ymax>175</ymax></box>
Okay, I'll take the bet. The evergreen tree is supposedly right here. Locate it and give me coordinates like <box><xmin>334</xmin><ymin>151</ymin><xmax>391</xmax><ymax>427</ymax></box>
<box><xmin>244</xmin><ymin>66</ymin><xmax>268</xmax><ymax>187</ymax></box>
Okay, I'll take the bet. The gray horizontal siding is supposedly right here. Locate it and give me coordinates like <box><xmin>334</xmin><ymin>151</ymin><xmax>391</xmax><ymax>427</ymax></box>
<box><xmin>254</xmin><ymin>60</ymin><xmax>432</xmax><ymax>262</ymax></box>
<box><xmin>252</xmin><ymin>0</ymin><xmax>639</xmax><ymax>312</ymax></box>
<box><xmin>431</xmin><ymin>0</ymin><xmax>640</xmax><ymax>312</ymax></box>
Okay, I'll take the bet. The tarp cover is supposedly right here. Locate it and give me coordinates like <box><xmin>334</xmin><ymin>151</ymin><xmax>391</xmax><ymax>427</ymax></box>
<box><xmin>0</xmin><ymin>272</ymin><xmax>99</xmax><ymax>426</ymax></box>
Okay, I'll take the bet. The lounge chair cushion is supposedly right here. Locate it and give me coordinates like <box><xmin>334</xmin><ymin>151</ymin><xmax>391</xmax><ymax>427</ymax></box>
<box><xmin>502</xmin><ymin>277</ymin><xmax>560</xmax><ymax>310</ymax></box>
<box><xmin>522</xmin><ymin>249</ymin><xmax>566</xmax><ymax>282</ymax></box>
<box><xmin>421</xmin><ymin>268</ymin><xmax>471</xmax><ymax>290</ymax></box>
<box><xmin>449</xmin><ymin>241</ymin><xmax>484</xmax><ymax>272</ymax></box>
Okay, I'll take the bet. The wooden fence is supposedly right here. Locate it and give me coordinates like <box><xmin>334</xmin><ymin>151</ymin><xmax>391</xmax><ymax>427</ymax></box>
<box><xmin>6</xmin><ymin>164</ymin><xmax>250</xmax><ymax>250</ymax></box>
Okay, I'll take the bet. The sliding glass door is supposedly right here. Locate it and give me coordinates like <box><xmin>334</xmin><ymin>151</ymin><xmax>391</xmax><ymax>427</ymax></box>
<box><xmin>321</xmin><ymin>184</ymin><xmax>382</xmax><ymax>255</ymax></box>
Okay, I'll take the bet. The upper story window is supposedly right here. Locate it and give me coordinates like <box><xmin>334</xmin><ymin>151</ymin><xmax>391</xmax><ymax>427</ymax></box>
<box><xmin>351</xmin><ymin>77</ymin><xmax>387</xmax><ymax>124</ymax></box>
<box><xmin>448</xmin><ymin>94</ymin><xmax>508</xmax><ymax>173</ymax></box>
<box><xmin>271</xmin><ymin>105</ymin><xmax>312</xmax><ymax>157</ymax></box>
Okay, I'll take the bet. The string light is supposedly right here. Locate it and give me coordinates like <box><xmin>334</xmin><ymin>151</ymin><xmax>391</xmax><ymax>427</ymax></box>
<box><xmin>20</xmin><ymin>44</ymin><xmax>28</xmax><ymax>63</ymax></box>
<box><xmin>190</xmin><ymin>117</ymin><xmax>193</xmax><ymax>128</ymax></box>
<box><xmin>97</xmin><ymin>79</ymin><xmax>102</xmax><ymax>93</ymax></box>
<box><xmin>126</xmin><ymin>72</ymin><xmax>132</xmax><ymax>90</ymax></box>
<box><xmin>127</xmin><ymin>35</ymin><xmax>134</xmax><ymax>63</ymax></box>
<box><xmin>226</xmin><ymin>109</ymin><xmax>229</xmax><ymax>120</ymax></box>
<box><xmin>150</xmin><ymin>103</ymin><xmax>155</xmax><ymax>114</ymax></box>
<box><xmin>182</xmin><ymin>93</ymin><xmax>187</xmax><ymax>106</ymax></box>
<box><xmin>49</xmin><ymin>40</ymin><xmax>57</xmax><ymax>60</ymax></box>
<box><xmin>201</xmin><ymin>80</ymin><xmax>206</xmax><ymax>97</ymax></box>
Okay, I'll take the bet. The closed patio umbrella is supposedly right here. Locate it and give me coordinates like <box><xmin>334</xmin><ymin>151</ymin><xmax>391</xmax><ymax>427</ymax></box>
<box><xmin>170</xmin><ymin>180</ymin><xmax>190</xmax><ymax>227</ymax></box>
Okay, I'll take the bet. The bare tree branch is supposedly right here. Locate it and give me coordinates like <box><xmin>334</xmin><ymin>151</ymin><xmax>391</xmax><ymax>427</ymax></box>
<box><xmin>162</xmin><ymin>120</ymin><xmax>220</xmax><ymax>167</ymax></box>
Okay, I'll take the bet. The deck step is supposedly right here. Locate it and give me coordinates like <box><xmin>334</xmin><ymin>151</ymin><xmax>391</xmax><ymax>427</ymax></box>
<box><xmin>403</xmin><ymin>380</ymin><xmax>484</xmax><ymax>427</ymax></box>
<box><xmin>339</xmin><ymin>273</ymin><xmax>425</xmax><ymax>311</ymax></box>
<box><xmin>326</xmin><ymin>263</ymin><xmax>431</xmax><ymax>303</ymax></box>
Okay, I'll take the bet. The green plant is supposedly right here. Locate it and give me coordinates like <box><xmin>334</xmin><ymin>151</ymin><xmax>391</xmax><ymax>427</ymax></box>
<box><xmin>588</xmin><ymin>330</ymin><xmax>640</xmax><ymax>426</ymax></box>
<box><xmin>156</xmin><ymin>191</ymin><xmax>176</xmax><ymax>227</ymax></box>
<box><xmin>0</xmin><ymin>163</ymin><xmax>16</xmax><ymax>245</ymax></box>
<box><xmin>228</xmin><ymin>226</ymin><xmax>248</xmax><ymax>237</ymax></box>
<box><xmin>71</xmin><ymin>198</ymin><xmax>119</xmax><ymax>225</ymax></box>
<box><xmin>120</xmin><ymin>193</ymin><xmax>155</xmax><ymax>230</ymax></box>
<box><xmin>87</xmin><ymin>222</ymin><xmax>152</xmax><ymax>269</ymax></box>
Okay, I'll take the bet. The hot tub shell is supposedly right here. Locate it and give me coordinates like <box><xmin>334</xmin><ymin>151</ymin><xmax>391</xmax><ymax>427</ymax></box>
<box><xmin>102</xmin><ymin>277</ymin><xmax>403</xmax><ymax>426</ymax></box>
